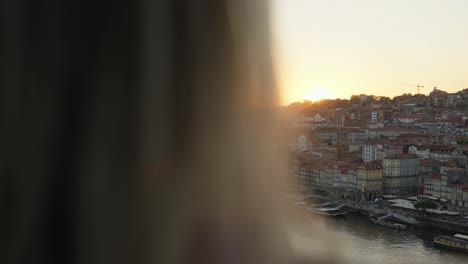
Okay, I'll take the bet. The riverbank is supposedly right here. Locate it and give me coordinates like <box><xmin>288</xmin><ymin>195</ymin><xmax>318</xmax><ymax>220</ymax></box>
<box><xmin>336</xmin><ymin>199</ymin><xmax>468</xmax><ymax>233</ymax></box>
<box><xmin>414</xmin><ymin>215</ymin><xmax>468</xmax><ymax>233</ymax></box>
<box><xmin>302</xmin><ymin>193</ymin><xmax>468</xmax><ymax>233</ymax></box>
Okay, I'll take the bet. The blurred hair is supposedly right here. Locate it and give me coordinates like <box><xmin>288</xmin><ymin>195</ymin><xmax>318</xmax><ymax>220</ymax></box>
<box><xmin>1</xmin><ymin>0</ymin><xmax>291</xmax><ymax>264</ymax></box>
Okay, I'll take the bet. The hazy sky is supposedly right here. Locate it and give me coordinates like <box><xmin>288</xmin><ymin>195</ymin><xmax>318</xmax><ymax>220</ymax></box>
<box><xmin>272</xmin><ymin>0</ymin><xmax>468</xmax><ymax>105</ymax></box>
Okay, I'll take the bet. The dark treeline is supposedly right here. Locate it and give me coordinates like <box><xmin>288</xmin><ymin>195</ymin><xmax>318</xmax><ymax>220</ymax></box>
<box><xmin>286</xmin><ymin>93</ymin><xmax>423</xmax><ymax>115</ymax></box>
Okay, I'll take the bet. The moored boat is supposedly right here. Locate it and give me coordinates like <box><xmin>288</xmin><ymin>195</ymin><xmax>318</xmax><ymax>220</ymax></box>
<box><xmin>308</xmin><ymin>207</ymin><xmax>348</xmax><ymax>217</ymax></box>
<box><xmin>370</xmin><ymin>217</ymin><xmax>407</xmax><ymax>230</ymax></box>
<box><xmin>434</xmin><ymin>234</ymin><xmax>468</xmax><ymax>253</ymax></box>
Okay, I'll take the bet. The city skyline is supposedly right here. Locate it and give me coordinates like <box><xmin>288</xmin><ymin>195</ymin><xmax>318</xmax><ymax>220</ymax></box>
<box><xmin>273</xmin><ymin>0</ymin><xmax>468</xmax><ymax>105</ymax></box>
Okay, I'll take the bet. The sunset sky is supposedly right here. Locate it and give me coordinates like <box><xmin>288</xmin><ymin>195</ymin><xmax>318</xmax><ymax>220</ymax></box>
<box><xmin>272</xmin><ymin>0</ymin><xmax>468</xmax><ymax>105</ymax></box>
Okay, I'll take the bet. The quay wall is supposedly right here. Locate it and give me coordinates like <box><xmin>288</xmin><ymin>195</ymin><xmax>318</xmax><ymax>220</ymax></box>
<box><xmin>308</xmin><ymin>190</ymin><xmax>468</xmax><ymax>233</ymax></box>
<box><xmin>414</xmin><ymin>215</ymin><xmax>468</xmax><ymax>233</ymax></box>
<box><xmin>343</xmin><ymin>201</ymin><xmax>468</xmax><ymax>233</ymax></box>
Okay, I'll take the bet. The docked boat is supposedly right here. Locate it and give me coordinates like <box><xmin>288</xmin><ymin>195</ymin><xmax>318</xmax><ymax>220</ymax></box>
<box><xmin>434</xmin><ymin>234</ymin><xmax>468</xmax><ymax>253</ymax></box>
<box><xmin>370</xmin><ymin>213</ymin><xmax>407</xmax><ymax>230</ymax></box>
<box><xmin>308</xmin><ymin>207</ymin><xmax>348</xmax><ymax>217</ymax></box>
<box><xmin>295</xmin><ymin>201</ymin><xmax>307</xmax><ymax>207</ymax></box>
<box><xmin>370</xmin><ymin>218</ymin><xmax>407</xmax><ymax>230</ymax></box>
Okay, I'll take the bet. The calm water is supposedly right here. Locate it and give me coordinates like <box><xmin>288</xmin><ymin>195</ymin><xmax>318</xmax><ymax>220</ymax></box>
<box><xmin>288</xmin><ymin>212</ymin><xmax>468</xmax><ymax>264</ymax></box>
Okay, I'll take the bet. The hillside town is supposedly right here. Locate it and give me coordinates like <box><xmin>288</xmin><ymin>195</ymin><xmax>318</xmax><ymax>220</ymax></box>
<box><xmin>289</xmin><ymin>87</ymin><xmax>468</xmax><ymax>213</ymax></box>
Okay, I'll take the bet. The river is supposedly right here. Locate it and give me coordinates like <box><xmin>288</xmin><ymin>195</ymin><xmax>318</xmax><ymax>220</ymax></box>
<box><xmin>288</xmin><ymin>212</ymin><xmax>468</xmax><ymax>264</ymax></box>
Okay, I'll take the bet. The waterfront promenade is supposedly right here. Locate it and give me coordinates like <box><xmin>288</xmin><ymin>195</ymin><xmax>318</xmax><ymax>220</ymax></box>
<box><xmin>298</xmin><ymin>186</ymin><xmax>468</xmax><ymax>232</ymax></box>
<box><xmin>332</xmin><ymin>198</ymin><xmax>468</xmax><ymax>233</ymax></box>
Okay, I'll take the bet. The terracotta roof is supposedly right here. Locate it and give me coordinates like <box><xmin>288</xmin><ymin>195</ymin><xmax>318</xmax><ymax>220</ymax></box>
<box><xmin>420</xmin><ymin>159</ymin><xmax>442</xmax><ymax>166</ymax></box>
<box><xmin>424</xmin><ymin>173</ymin><xmax>442</xmax><ymax>180</ymax></box>
<box><xmin>442</xmin><ymin>161</ymin><xmax>457</xmax><ymax>167</ymax></box>
<box><xmin>398</xmin><ymin>132</ymin><xmax>436</xmax><ymax>138</ymax></box>
<box><xmin>396</xmin><ymin>114</ymin><xmax>422</xmax><ymax>119</ymax></box>
<box><xmin>448</xmin><ymin>183</ymin><xmax>468</xmax><ymax>189</ymax></box>
<box><xmin>439</xmin><ymin>117</ymin><xmax>463</xmax><ymax>124</ymax></box>
<box><xmin>358</xmin><ymin>163</ymin><xmax>383</xmax><ymax>169</ymax></box>
<box><xmin>428</xmin><ymin>145</ymin><xmax>456</xmax><ymax>150</ymax></box>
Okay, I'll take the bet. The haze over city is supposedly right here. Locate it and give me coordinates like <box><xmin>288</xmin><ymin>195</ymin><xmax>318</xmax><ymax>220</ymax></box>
<box><xmin>273</xmin><ymin>0</ymin><xmax>468</xmax><ymax>105</ymax></box>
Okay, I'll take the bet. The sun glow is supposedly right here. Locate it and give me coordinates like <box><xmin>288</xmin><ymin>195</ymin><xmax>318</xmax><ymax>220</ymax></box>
<box><xmin>303</xmin><ymin>88</ymin><xmax>336</xmax><ymax>102</ymax></box>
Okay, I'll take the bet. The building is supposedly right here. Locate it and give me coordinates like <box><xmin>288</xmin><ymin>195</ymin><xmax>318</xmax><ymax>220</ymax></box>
<box><xmin>297</xmin><ymin>135</ymin><xmax>309</xmax><ymax>152</ymax></box>
<box><xmin>345</xmin><ymin>167</ymin><xmax>358</xmax><ymax>200</ymax></box>
<box><xmin>316</xmin><ymin>128</ymin><xmax>367</xmax><ymax>144</ymax></box>
<box><xmin>423</xmin><ymin>173</ymin><xmax>442</xmax><ymax>197</ymax></box>
<box><xmin>367</xmin><ymin>126</ymin><xmax>418</xmax><ymax>140</ymax></box>
<box><xmin>429</xmin><ymin>87</ymin><xmax>449</xmax><ymax>107</ymax></box>
<box><xmin>383</xmin><ymin>154</ymin><xmax>420</xmax><ymax>195</ymax></box>
<box><xmin>408</xmin><ymin>146</ymin><xmax>431</xmax><ymax>159</ymax></box>
<box><xmin>395</xmin><ymin>114</ymin><xmax>423</xmax><ymax>126</ymax></box>
<box><xmin>463</xmin><ymin>188</ymin><xmax>468</xmax><ymax>208</ymax></box>
<box><xmin>298</xmin><ymin>164</ymin><xmax>313</xmax><ymax>187</ymax></box>
<box><xmin>420</xmin><ymin>159</ymin><xmax>443</xmax><ymax>174</ymax></box>
<box><xmin>371</xmin><ymin>111</ymin><xmax>378</xmax><ymax>123</ymax></box>
<box><xmin>357</xmin><ymin>163</ymin><xmax>383</xmax><ymax>200</ymax></box>
<box><xmin>362</xmin><ymin>144</ymin><xmax>385</xmax><ymax>162</ymax></box>
<box><xmin>407</xmin><ymin>145</ymin><xmax>463</xmax><ymax>161</ymax></box>
<box><xmin>447</xmin><ymin>184</ymin><xmax>468</xmax><ymax>206</ymax></box>
<box><xmin>336</xmin><ymin>144</ymin><xmax>350</xmax><ymax>158</ymax></box>
<box><xmin>313</xmin><ymin>165</ymin><xmax>326</xmax><ymax>189</ymax></box>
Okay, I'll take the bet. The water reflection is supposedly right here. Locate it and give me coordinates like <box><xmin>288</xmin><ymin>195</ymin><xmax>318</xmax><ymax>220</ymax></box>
<box><xmin>289</xmin><ymin>212</ymin><xmax>468</xmax><ymax>264</ymax></box>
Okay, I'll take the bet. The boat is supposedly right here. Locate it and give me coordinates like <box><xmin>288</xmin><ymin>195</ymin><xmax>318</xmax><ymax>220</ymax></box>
<box><xmin>370</xmin><ymin>218</ymin><xmax>407</xmax><ymax>230</ymax></box>
<box><xmin>369</xmin><ymin>213</ymin><xmax>407</xmax><ymax>230</ymax></box>
<box><xmin>295</xmin><ymin>201</ymin><xmax>307</xmax><ymax>207</ymax></box>
<box><xmin>308</xmin><ymin>207</ymin><xmax>348</xmax><ymax>217</ymax></box>
<box><xmin>391</xmin><ymin>213</ymin><xmax>424</xmax><ymax>227</ymax></box>
<box><xmin>433</xmin><ymin>234</ymin><xmax>468</xmax><ymax>253</ymax></box>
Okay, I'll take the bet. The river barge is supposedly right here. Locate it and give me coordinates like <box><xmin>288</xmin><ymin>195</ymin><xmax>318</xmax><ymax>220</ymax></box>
<box><xmin>370</xmin><ymin>217</ymin><xmax>407</xmax><ymax>230</ymax></box>
<box><xmin>369</xmin><ymin>213</ymin><xmax>407</xmax><ymax>230</ymax></box>
<box><xmin>308</xmin><ymin>207</ymin><xmax>348</xmax><ymax>217</ymax></box>
<box><xmin>433</xmin><ymin>234</ymin><xmax>468</xmax><ymax>253</ymax></box>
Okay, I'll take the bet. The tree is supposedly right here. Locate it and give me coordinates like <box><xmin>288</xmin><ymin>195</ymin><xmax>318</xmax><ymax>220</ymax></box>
<box><xmin>377</xmin><ymin>96</ymin><xmax>392</xmax><ymax>105</ymax></box>
<box><xmin>367</xmin><ymin>95</ymin><xmax>378</xmax><ymax>104</ymax></box>
<box><xmin>457</xmin><ymin>138</ymin><xmax>468</xmax><ymax>145</ymax></box>
<box><xmin>349</xmin><ymin>95</ymin><xmax>360</xmax><ymax>105</ymax></box>
<box><xmin>414</xmin><ymin>200</ymin><xmax>438</xmax><ymax>211</ymax></box>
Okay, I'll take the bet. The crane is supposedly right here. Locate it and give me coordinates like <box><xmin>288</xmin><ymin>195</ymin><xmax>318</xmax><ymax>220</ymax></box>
<box><xmin>401</xmin><ymin>84</ymin><xmax>424</xmax><ymax>95</ymax></box>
